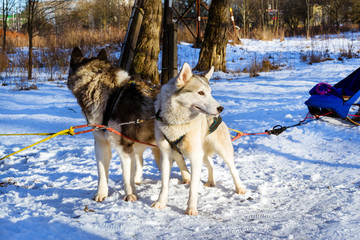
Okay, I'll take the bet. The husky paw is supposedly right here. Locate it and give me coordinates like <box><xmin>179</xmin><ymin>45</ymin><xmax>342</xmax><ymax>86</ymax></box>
<box><xmin>204</xmin><ymin>181</ymin><xmax>215</xmax><ymax>187</ymax></box>
<box><xmin>151</xmin><ymin>201</ymin><xmax>166</xmax><ymax>209</ymax></box>
<box><xmin>181</xmin><ymin>172</ymin><xmax>191</xmax><ymax>184</ymax></box>
<box><xmin>185</xmin><ymin>207</ymin><xmax>198</xmax><ymax>216</ymax></box>
<box><xmin>182</xmin><ymin>179</ymin><xmax>191</xmax><ymax>184</ymax></box>
<box><xmin>124</xmin><ymin>194</ymin><xmax>138</xmax><ymax>202</ymax></box>
<box><xmin>236</xmin><ymin>187</ymin><xmax>246</xmax><ymax>195</ymax></box>
<box><xmin>134</xmin><ymin>176</ymin><xmax>142</xmax><ymax>185</ymax></box>
<box><xmin>93</xmin><ymin>193</ymin><xmax>107</xmax><ymax>202</ymax></box>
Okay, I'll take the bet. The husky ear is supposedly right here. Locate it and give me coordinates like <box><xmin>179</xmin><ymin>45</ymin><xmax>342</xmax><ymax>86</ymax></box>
<box><xmin>204</xmin><ymin>66</ymin><xmax>214</xmax><ymax>81</ymax></box>
<box><xmin>177</xmin><ymin>63</ymin><xmax>192</xmax><ymax>87</ymax></box>
<box><xmin>70</xmin><ymin>46</ymin><xmax>83</xmax><ymax>66</ymax></box>
<box><xmin>97</xmin><ymin>48</ymin><xmax>107</xmax><ymax>61</ymax></box>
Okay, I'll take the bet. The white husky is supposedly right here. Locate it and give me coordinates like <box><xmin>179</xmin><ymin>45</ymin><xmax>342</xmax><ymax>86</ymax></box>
<box><xmin>152</xmin><ymin>63</ymin><xmax>246</xmax><ymax>215</ymax></box>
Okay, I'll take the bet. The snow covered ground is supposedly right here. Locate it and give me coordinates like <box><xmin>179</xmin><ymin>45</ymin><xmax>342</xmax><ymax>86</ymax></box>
<box><xmin>1</xmin><ymin>33</ymin><xmax>360</xmax><ymax>239</ymax></box>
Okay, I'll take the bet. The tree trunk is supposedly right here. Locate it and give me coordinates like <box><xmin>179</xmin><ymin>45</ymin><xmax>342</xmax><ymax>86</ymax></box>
<box><xmin>261</xmin><ymin>0</ymin><xmax>265</xmax><ymax>31</ymax></box>
<box><xmin>28</xmin><ymin>32</ymin><xmax>33</xmax><ymax>80</ymax></box>
<box><xmin>242</xmin><ymin>7</ymin><xmax>246</xmax><ymax>37</ymax></box>
<box><xmin>2</xmin><ymin>21</ymin><xmax>6</xmax><ymax>54</ymax></box>
<box><xmin>195</xmin><ymin>0</ymin><xmax>229</xmax><ymax>72</ymax></box>
<box><xmin>129</xmin><ymin>0</ymin><xmax>162</xmax><ymax>85</ymax></box>
<box><xmin>27</xmin><ymin>0</ymin><xmax>34</xmax><ymax>80</ymax></box>
<box><xmin>2</xmin><ymin>1</ymin><xmax>6</xmax><ymax>55</ymax></box>
<box><xmin>306</xmin><ymin>0</ymin><xmax>311</xmax><ymax>39</ymax></box>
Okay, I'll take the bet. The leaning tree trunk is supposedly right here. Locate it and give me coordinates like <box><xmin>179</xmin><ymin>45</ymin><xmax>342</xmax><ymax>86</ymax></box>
<box><xmin>195</xmin><ymin>0</ymin><xmax>229</xmax><ymax>72</ymax></box>
<box><xmin>130</xmin><ymin>0</ymin><xmax>162</xmax><ymax>85</ymax></box>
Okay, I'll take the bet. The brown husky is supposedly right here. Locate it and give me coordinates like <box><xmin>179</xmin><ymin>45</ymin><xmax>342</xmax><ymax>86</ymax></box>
<box><xmin>67</xmin><ymin>47</ymin><xmax>190</xmax><ymax>202</ymax></box>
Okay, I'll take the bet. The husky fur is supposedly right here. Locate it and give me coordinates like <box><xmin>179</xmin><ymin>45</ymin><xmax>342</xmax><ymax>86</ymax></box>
<box><xmin>67</xmin><ymin>47</ymin><xmax>190</xmax><ymax>202</ymax></box>
<box><xmin>152</xmin><ymin>63</ymin><xmax>246</xmax><ymax>215</ymax></box>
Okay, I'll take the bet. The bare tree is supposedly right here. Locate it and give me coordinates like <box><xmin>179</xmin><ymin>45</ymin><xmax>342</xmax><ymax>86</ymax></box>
<box><xmin>281</xmin><ymin>0</ymin><xmax>306</xmax><ymax>36</ymax></box>
<box><xmin>1</xmin><ymin>0</ymin><xmax>16</xmax><ymax>54</ymax></box>
<box><xmin>238</xmin><ymin>0</ymin><xmax>258</xmax><ymax>37</ymax></box>
<box><xmin>350</xmin><ymin>0</ymin><xmax>360</xmax><ymax>25</ymax></box>
<box><xmin>306</xmin><ymin>0</ymin><xmax>311</xmax><ymax>38</ymax></box>
<box><xmin>25</xmin><ymin>0</ymin><xmax>68</xmax><ymax>80</ymax></box>
<box><xmin>195</xmin><ymin>0</ymin><xmax>229</xmax><ymax>72</ymax></box>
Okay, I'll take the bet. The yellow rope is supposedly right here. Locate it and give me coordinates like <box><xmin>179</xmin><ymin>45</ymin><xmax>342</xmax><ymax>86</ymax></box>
<box><xmin>0</xmin><ymin>127</ymin><xmax>75</xmax><ymax>161</ymax></box>
<box><xmin>228</xmin><ymin>128</ymin><xmax>244</xmax><ymax>134</ymax></box>
<box><xmin>0</xmin><ymin>132</ymin><xmax>69</xmax><ymax>136</ymax></box>
<box><xmin>346</xmin><ymin>117</ymin><xmax>360</xmax><ymax>126</ymax></box>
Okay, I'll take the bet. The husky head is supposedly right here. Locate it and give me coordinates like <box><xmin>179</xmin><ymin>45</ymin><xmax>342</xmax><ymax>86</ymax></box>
<box><xmin>67</xmin><ymin>46</ymin><xmax>115</xmax><ymax>92</ymax></box>
<box><xmin>170</xmin><ymin>63</ymin><xmax>223</xmax><ymax>118</ymax></box>
<box><xmin>68</xmin><ymin>46</ymin><xmax>108</xmax><ymax>77</ymax></box>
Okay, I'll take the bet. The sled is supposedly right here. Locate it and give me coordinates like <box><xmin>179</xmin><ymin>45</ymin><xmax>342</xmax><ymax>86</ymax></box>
<box><xmin>305</xmin><ymin>67</ymin><xmax>360</xmax><ymax>125</ymax></box>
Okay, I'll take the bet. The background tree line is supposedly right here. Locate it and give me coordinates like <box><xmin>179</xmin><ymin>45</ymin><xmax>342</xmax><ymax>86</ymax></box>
<box><xmin>0</xmin><ymin>0</ymin><xmax>131</xmax><ymax>80</ymax></box>
<box><xmin>2</xmin><ymin>0</ymin><xmax>360</xmax><ymax>51</ymax></box>
<box><xmin>229</xmin><ymin>0</ymin><xmax>360</xmax><ymax>39</ymax></box>
<box><xmin>1</xmin><ymin>0</ymin><xmax>360</xmax><ymax>81</ymax></box>
<box><xmin>1</xmin><ymin>0</ymin><xmax>131</xmax><ymax>52</ymax></box>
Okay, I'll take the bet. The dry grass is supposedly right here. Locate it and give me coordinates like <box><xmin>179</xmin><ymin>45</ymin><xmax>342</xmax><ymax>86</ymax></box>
<box><xmin>260</xmin><ymin>58</ymin><xmax>280</xmax><ymax>72</ymax></box>
<box><xmin>247</xmin><ymin>56</ymin><xmax>261</xmax><ymax>77</ymax></box>
<box><xmin>337</xmin><ymin>42</ymin><xmax>358</xmax><ymax>60</ymax></box>
<box><xmin>56</xmin><ymin>26</ymin><xmax>126</xmax><ymax>49</ymax></box>
<box><xmin>250</xmin><ymin>27</ymin><xmax>285</xmax><ymax>41</ymax></box>
<box><xmin>0</xmin><ymin>30</ymin><xmax>28</xmax><ymax>53</ymax></box>
<box><xmin>300</xmin><ymin>50</ymin><xmax>334</xmax><ymax>65</ymax></box>
<box><xmin>244</xmin><ymin>55</ymin><xmax>280</xmax><ymax>77</ymax></box>
<box><xmin>1</xmin><ymin>27</ymin><xmax>126</xmax><ymax>49</ymax></box>
<box><xmin>13</xmin><ymin>79</ymin><xmax>38</xmax><ymax>91</ymax></box>
<box><xmin>0</xmin><ymin>27</ymin><xmax>126</xmax><ymax>86</ymax></box>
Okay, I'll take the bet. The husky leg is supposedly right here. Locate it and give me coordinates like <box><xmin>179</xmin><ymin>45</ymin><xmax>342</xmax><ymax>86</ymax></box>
<box><xmin>186</xmin><ymin>150</ymin><xmax>204</xmax><ymax>216</ymax></box>
<box><xmin>151</xmin><ymin>147</ymin><xmax>161</xmax><ymax>169</ymax></box>
<box><xmin>93</xmin><ymin>131</ymin><xmax>112</xmax><ymax>202</ymax></box>
<box><xmin>215</xmin><ymin>139</ymin><xmax>246</xmax><ymax>194</ymax></box>
<box><xmin>115</xmin><ymin>148</ymin><xmax>137</xmax><ymax>201</ymax></box>
<box><xmin>134</xmin><ymin>145</ymin><xmax>146</xmax><ymax>185</ymax></box>
<box><xmin>151</xmin><ymin>140</ymin><xmax>173</xmax><ymax>210</ymax></box>
<box><xmin>203</xmin><ymin>156</ymin><xmax>215</xmax><ymax>187</ymax></box>
<box><xmin>152</xmin><ymin>148</ymin><xmax>190</xmax><ymax>184</ymax></box>
<box><xmin>173</xmin><ymin>153</ymin><xmax>190</xmax><ymax>184</ymax></box>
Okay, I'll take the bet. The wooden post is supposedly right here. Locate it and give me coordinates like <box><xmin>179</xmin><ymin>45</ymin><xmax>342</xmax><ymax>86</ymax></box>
<box><xmin>194</xmin><ymin>0</ymin><xmax>202</xmax><ymax>48</ymax></box>
<box><xmin>230</xmin><ymin>8</ymin><xmax>236</xmax><ymax>35</ymax></box>
<box><xmin>230</xmin><ymin>7</ymin><xmax>240</xmax><ymax>43</ymax></box>
<box><xmin>161</xmin><ymin>0</ymin><xmax>177</xmax><ymax>85</ymax></box>
<box><xmin>119</xmin><ymin>0</ymin><xmax>144</xmax><ymax>71</ymax></box>
<box><xmin>161</xmin><ymin>0</ymin><xmax>170</xmax><ymax>84</ymax></box>
<box><xmin>168</xmin><ymin>22</ymin><xmax>178</xmax><ymax>80</ymax></box>
<box><xmin>196</xmin><ymin>0</ymin><xmax>200</xmax><ymax>41</ymax></box>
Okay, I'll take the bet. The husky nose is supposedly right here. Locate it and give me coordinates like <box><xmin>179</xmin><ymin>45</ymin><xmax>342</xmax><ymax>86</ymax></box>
<box><xmin>217</xmin><ymin>106</ymin><xmax>224</xmax><ymax>113</ymax></box>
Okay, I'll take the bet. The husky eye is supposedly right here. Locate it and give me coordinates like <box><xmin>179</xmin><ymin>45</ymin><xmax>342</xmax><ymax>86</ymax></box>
<box><xmin>198</xmin><ymin>91</ymin><xmax>205</xmax><ymax>96</ymax></box>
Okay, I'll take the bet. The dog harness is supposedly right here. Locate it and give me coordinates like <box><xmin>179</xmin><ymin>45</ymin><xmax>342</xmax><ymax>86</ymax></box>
<box><xmin>155</xmin><ymin>109</ymin><xmax>222</xmax><ymax>155</ymax></box>
<box><xmin>102</xmin><ymin>81</ymin><xmax>143</xmax><ymax>127</ymax></box>
<box><xmin>102</xmin><ymin>88</ymin><xmax>124</xmax><ymax>127</ymax></box>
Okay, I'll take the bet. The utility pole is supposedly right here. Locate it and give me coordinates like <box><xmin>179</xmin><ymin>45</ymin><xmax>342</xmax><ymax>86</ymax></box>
<box><xmin>161</xmin><ymin>0</ymin><xmax>177</xmax><ymax>85</ymax></box>
<box><xmin>196</xmin><ymin>0</ymin><xmax>201</xmax><ymax>45</ymax></box>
